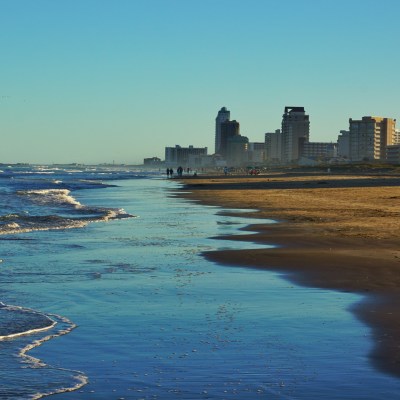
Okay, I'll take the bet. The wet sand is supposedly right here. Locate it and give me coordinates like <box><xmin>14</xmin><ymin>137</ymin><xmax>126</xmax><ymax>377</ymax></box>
<box><xmin>178</xmin><ymin>172</ymin><xmax>400</xmax><ymax>378</ymax></box>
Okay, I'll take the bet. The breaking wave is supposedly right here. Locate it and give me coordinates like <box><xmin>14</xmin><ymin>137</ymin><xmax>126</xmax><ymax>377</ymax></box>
<box><xmin>17</xmin><ymin>189</ymin><xmax>83</xmax><ymax>207</ymax></box>
<box><xmin>0</xmin><ymin>189</ymin><xmax>134</xmax><ymax>235</ymax></box>
<box><xmin>0</xmin><ymin>303</ymin><xmax>88</xmax><ymax>398</ymax></box>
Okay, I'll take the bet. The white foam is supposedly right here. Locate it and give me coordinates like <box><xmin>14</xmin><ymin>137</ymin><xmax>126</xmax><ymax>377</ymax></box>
<box><xmin>1</xmin><ymin>190</ymin><xmax>135</xmax><ymax>236</ymax></box>
<box><xmin>4</xmin><ymin>222</ymin><xmax>20</xmax><ymax>229</ymax></box>
<box><xmin>23</xmin><ymin>312</ymin><xmax>89</xmax><ymax>399</ymax></box>
<box><xmin>0</xmin><ymin>304</ymin><xmax>56</xmax><ymax>341</ymax></box>
<box><xmin>17</xmin><ymin>189</ymin><xmax>83</xmax><ymax>208</ymax></box>
<box><xmin>0</xmin><ymin>303</ymin><xmax>89</xmax><ymax>397</ymax></box>
<box><xmin>0</xmin><ymin>219</ymin><xmax>89</xmax><ymax>235</ymax></box>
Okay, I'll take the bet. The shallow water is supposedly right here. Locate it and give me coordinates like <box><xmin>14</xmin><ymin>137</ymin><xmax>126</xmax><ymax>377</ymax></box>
<box><xmin>1</xmin><ymin>176</ymin><xmax>400</xmax><ymax>398</ymax></box>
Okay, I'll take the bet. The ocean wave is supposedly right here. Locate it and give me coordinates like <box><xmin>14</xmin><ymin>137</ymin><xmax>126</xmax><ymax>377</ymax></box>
<box><xmin>11</xmin><ymin>171</ymin><xmax>55</xmax><ymax>175</ymax></box>
<box><xmin>0</xmin><ymin>214</ymin><xmax>88</xmax><ymax>235</ymax></box>
<box><xmin>17</xmin><ymin>189</ymin><xmax>83</xmax><ymax>208</ymax></box>
<box><xmin>22</xmin><ymin>313</ymin><xmax>88</xmax><ymax>399</ymax></box>
<box><xmin>2</xmin><ymin>175</ymin><xmax>135</xmax><ymax>236</ymax></box>
<box><xmin>0</xmin><ymin>303</ymin><xmax>55</xmax><ymax>339</ymax></box>
<box><xmin>0</xmin><ymin>303</ymin><xmax>88</xmax><ymax>397</ymax></box>
<box><xmin>0</xmin><ymin>209</ymin><xmax>134</xmax><ymax>235</ymax></box>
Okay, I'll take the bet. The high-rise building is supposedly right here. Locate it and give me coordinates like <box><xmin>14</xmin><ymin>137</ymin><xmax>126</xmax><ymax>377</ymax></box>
<box><xmin>215</xmin><ymin>107</ymin><xmax>230</xmax><ymax>154</ymax></box>
<box><xmin>219</xmin><ymin>120</ymin><xmax>240</xmax><ymax>157</ymax></box>
<box><xmin>281</xmin><ymin>107</ymin><xmax>310</xmax><ymax>164</ymax></box>
<box><xmin>226</xmin><ymin>135</ymin><xmax>249</xmax><ymax>166</ymax></box>
<box><xmin>349</xmin><ymin>116</ymin><xmax>396</xmax><ymax>162</ymax></box>
<box><xmin>337</xmin><ymin>130</ymin><xmax>351</xmax><ymax>159</ymax></box>
<box><xmin>248</xmin><ymin>142</ymin><xmax>265</xmax><ymax>164</ymax></box>
<box><xmin>165</xmin><ymin>145</ymin><xmax>208</xmax><ymax>166</ymax></box>
<box><xmin>265</xmin><ymin>129</ymin><xmax>282</xmax><ymax>164</ymax></box>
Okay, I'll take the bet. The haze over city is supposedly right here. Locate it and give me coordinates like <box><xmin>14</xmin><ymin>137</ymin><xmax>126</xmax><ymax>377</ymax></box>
<box><xmin>1</xmin><ymin>0</ymin><xmax>399</xmax><ymax>164</ymax></box>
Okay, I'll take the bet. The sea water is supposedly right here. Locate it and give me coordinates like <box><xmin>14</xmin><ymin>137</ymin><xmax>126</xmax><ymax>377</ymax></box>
<box><xmin>1</xmin><ymin>166</ymin><xmax>400</xmax><ymax>399</ymax></box>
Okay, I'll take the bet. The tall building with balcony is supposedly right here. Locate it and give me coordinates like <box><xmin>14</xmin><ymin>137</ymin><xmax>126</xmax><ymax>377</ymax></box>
<box><xmin>349</xmin><ymin>116</ymin><xmax>396</xmax><ymax>162</ymax></box>
<box><xmin>215</xmin><ymin>107</ymin><xmax>230</xmax><ymax>154</ymax></box>
<box><xmin>281</xmin><ymin>107</ymin><xmax>310</xmax><ymax>164</ymax></box>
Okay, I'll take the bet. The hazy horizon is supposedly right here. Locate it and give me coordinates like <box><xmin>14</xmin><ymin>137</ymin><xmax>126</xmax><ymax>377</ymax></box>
<box><xmin>1</xmin><ymin>0</ymin><xmax>399</xmax><ymax>164</ymax></box>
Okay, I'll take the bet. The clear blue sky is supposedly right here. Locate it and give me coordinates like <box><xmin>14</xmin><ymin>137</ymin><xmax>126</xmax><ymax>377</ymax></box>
<box><xmin>1</xmin><ymin>0</ymin><xmax>399</xmax><ymax>164</ymax></box>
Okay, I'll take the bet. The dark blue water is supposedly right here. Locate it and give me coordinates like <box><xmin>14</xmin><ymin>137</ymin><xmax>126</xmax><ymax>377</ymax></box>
<box><xmin>1</xmin><ymin>166</ymin><xmax>400</xmax><ymax>399</ymax></box>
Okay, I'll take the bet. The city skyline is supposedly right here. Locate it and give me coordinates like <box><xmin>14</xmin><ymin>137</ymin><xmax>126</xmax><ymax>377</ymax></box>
<box><xmin>1</xmin><ymin>0</ymin><xmax>400</xmax><ymax>164</ymax></box>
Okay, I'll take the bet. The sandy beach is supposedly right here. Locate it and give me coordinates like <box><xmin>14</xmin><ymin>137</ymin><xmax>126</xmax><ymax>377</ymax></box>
<box><xmin>178</xmin><ymin>170</ymin><xmax>400</xmax><ymax>378</ymax></box>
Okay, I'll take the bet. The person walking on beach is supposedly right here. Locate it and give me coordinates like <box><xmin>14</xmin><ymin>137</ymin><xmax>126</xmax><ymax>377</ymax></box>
<box><xmin>166</xmin><ymin>168</ymin><xmax>170</xmax><ymax>178</ymax></box>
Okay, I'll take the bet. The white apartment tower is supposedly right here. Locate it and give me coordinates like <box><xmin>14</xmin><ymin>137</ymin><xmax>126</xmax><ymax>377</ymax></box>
<box><xmin>281</xmin><ymin>107</ymin><xmax>310</xmax><ymax>164</ymax></box>
<box><xmin>349</xmin><ymin>116</ymin><xmax>396</xmax><ymax>161</ymax></box>
<box><xmin>215</xmin><ymin>107</ymin><xmax>230</xmax><ymax>154</ymax></box>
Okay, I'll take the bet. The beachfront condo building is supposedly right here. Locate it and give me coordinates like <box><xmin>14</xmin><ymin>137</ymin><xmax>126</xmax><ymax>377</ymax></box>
<box><xmin>386</xmin><ymin>144</ymin><xmax>400</xmax><ymax>164</ymax></box>
<box><xmin>215</xmin><ymin>107</ymin><xmax>230</xmax><ymax>154</ymax></box>
<box><xmin>281</xmin><ymin>107</ymin><xmax>310</xmax><ymax>164</ymax></box>
<box><xmin>219</xmin><ymin>120</ymin><xmax>240</xmax><ymax>157</ymax></box>
<box><xmin>248</xmin><ymin>142</ymin><xmax>266</xmax><ymax>164</ymax></box>
<box><xmin>226</xmin><ymin>135</ymin><xmax>249</xmax><ymax>166</ymax></box>
<box><xmin>265</xmin><ymin>129</ymin><xmax>282</xmax><ymax>164</ymax></box>
<box><xmin>337</xmin><ymin>130</ymin><xmax>351</xmax><ymax>159</ymax></box>
<box><xmin>395</xmin><ymin>129</ymin><xmax>400</xmax><ymax>144</ymax></box>
<box><xmin>349</xmin><ymin>116</ymin><xmax>397</xmax><ymax>162</ymax></box>
<box><xmin>301</xmin><ymin>142</ymin><xmax>337</xmax><ymax>159</ymax></box>
<box><xmin>143</xmin><ymin>157</ymin><xmax>162</xmax><ymax>166</ymax></box>
<box><xmin>165</xmin><ymin>145</ymin><xmax>208</xmax><ymax>167</ymax></box>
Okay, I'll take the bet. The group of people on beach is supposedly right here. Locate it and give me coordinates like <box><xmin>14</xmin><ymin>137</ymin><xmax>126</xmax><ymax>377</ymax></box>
<box><xmin>166</xmin><ymin>166</ymin><xmax>195</xmax><ymax>178</ymax></box>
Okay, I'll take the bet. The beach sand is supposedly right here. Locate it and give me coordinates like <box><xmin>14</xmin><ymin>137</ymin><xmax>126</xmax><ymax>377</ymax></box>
<box><xmin>178</xmin><ymin>171</ymin><xmax>400</xmax><ymax>378</ymax></box>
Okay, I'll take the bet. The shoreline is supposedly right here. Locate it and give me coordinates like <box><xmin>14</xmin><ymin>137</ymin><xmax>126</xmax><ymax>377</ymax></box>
<box><xmin>177</xmin><ymin>172</ymin><xmax>400</xmax><ymax>378</ymax></box>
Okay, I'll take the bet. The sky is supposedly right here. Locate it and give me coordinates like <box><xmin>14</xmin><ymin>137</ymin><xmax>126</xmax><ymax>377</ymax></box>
<box><xmin>1</xmin><ymin>0</ymin><xmax>399</xmax><ymax>164</ymax></box>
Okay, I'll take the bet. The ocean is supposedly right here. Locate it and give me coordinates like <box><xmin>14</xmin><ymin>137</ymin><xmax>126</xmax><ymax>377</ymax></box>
<box><xmin>1</xmin><ymin>165</ymin><xmax>400</xmax><ymax>399</ymax></box>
